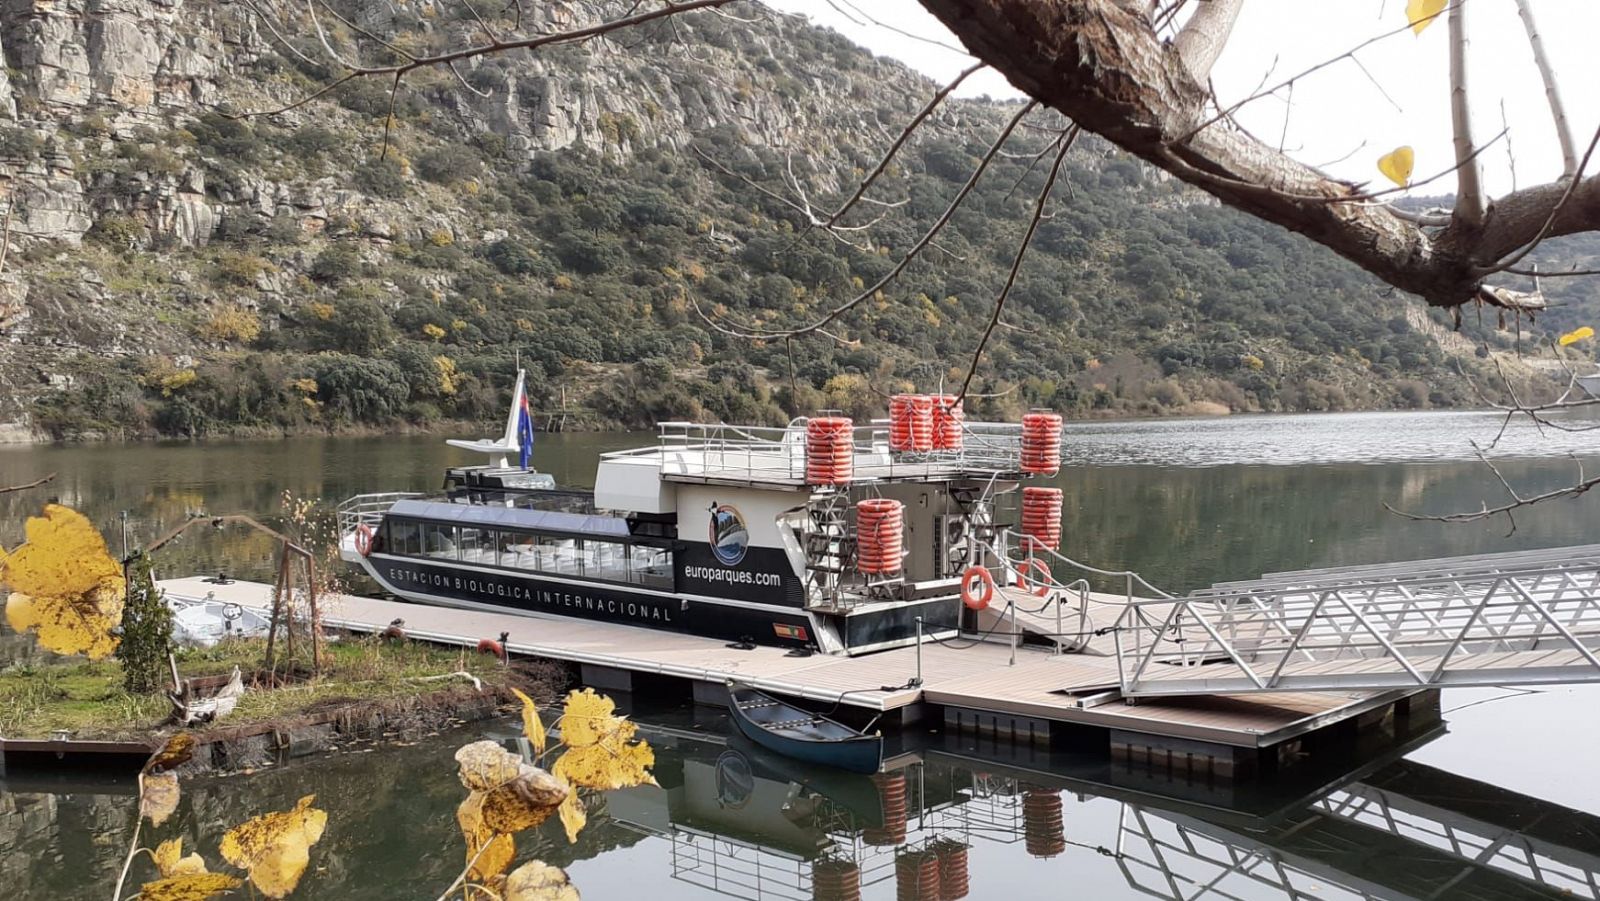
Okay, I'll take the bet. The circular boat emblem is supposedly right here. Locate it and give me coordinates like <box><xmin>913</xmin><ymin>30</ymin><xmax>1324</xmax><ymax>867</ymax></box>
<box><xmin>709</xmin><ymin>503</ymin><xmax>749</xmax><ymax>566</ymax></box>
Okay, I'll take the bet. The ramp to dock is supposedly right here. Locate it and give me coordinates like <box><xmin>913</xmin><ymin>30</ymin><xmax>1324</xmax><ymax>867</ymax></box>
<box><xmin>159</xmin><ymin>577</ymin><xmax>1404</xmax><ymax>749</ymax></box>
<box><xmin>1117</xmin><ymin>543</ymin><xmax>1600</xmax><ymax>697</ymax></box>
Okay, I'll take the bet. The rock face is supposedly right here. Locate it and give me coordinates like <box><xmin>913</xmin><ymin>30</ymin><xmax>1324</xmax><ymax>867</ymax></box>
<box><xmin>0</xmin><ymin>0</ymin><xmax>946</xmax><ymax>435</ymax></box>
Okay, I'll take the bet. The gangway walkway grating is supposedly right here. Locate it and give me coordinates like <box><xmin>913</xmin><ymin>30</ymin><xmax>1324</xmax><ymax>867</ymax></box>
<box><xmin>1110</xmin><ymin>544</ymin><xmax>1600</xmax><ymax>697</ymax></box>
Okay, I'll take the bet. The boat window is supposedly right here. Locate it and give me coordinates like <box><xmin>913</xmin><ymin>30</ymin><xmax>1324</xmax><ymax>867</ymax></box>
<box><xmin>424</xmin><ymin>524</ymin><xmax>458</xmax><ymax>559</ymax></box>
<box><xmin>630</xmin><ymin>545</ymin><xmax>674</xmax><ymax>590</ymax></box>
<box><xmin>385</xmin><ymin>519</ymin><xmax>422</xmax><ymax>556</ymax></box>
<box><xmin>458</xmin><ymin>527</ymin><xmax>491</xmax><ymax>565</ymax></box>
<box><xmin>501</xmin><ymin>533</ymin><xmax>538</xmax><ymax>570</ymax></box>
<box><xmin>585</xmin><ymin>540</ymin><xmax>628</xmax><ymax>583</ymax></box>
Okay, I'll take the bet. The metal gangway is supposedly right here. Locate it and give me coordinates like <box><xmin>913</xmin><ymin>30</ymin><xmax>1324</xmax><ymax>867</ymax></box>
<box><xmin>1112</xmin><ymin>543</ymin><xmax>1600</xmax><ymax>697</ymax></box>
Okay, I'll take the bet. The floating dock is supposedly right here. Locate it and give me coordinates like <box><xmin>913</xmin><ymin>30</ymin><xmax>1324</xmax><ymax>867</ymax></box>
<box><xmin>160</xmin><ymin>576</ymin><xmax>1433</xmax><ymax>779</ymax></box>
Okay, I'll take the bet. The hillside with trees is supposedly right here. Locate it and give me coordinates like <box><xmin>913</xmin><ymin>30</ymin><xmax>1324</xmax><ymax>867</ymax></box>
<box><xmin>0</xmin><ymin>1</ymin><xmax>1563</xmax><ymax>441</ymax></box>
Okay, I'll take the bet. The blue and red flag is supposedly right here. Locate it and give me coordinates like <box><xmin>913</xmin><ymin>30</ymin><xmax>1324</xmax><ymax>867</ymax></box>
<box><xmin>517</xmin><ymin>390</ymin><xmax>535</xmax><ymax>470</ymax></box>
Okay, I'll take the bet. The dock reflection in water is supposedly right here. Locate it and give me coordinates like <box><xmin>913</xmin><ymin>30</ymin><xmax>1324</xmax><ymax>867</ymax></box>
<box><xmin>3</xmin><ymin>707</ymin><xmax>1599</xmax><ymax>900</ymax></box>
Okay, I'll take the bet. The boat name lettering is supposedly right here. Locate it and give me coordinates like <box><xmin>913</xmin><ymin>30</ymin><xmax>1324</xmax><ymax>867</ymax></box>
<box><xmin>682</xmin><ymin>565</ymin><xmax>782</xmax><ymax>588</ymax></box>
<box><xmin>382</xmin><ymin>565</ymin><xmax>672</xmax><ymax>622</ymax></box>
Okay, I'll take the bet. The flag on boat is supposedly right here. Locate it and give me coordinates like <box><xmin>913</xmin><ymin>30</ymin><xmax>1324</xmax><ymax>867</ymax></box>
<box><xmin>517</xmin><ymin>384</ymin><xmax>535</xmax><ymax>470</ymax></box>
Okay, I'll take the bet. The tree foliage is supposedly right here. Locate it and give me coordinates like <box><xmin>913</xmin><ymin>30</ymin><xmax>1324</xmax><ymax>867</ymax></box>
<box><xmin>116</xmin><ymin>553</ymin><xmax>175</xmax><ymax>694</ymax></box>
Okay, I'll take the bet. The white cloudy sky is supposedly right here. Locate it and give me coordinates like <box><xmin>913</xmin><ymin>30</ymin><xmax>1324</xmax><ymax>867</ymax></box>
<box><xmin>760</xmin><ymin>0</ymin><xmax>1600</xmax><ymax>198</ymax></box>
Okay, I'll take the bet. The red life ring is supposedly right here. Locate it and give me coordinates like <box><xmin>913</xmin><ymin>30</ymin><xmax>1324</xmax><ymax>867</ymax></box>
<box><xmin>1015</xmin><ymin>558</ymin><xmax>1051</xmax><ymax>597</ymax></box>
<box><xmin>355</xmin><ymin>523</ymin><xmax>375</xmax><ymax>557</ymax></box>
<box><xmin>961</xmin><ymin>565</ymin><xmax>995</xmax><ymax>610</ymax></box>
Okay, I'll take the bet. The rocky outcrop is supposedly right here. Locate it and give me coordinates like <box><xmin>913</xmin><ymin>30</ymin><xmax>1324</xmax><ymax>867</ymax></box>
<box><xmin>0</xmin><ymin>0</ymin><xmax>228</xmax><ymax>121</ymax></box>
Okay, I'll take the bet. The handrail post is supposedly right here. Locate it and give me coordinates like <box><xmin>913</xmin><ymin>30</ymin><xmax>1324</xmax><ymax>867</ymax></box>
<box><xmin>915</xmin><ymin>616</ymin><xmax>924</xmax><ymax>686</ymax></box>
<box><xmin>1010</xmin><ymin>595</ymin><xmax>1018</xmax><ymax>666</ymax></box>
<box><xmin>1055</xmin><ymin>585</ymin><xmax>1063</xmax><ymax>656</ymax></box>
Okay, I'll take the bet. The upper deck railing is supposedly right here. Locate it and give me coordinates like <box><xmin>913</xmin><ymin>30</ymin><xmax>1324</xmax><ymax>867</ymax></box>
<box><xmin>336</xmin><ymin>492</ymin><xmax>421</xmax><ymax>537</ymax></box>
<box><xmin>599</xmin><ymin>419</ymin><xmax>1031</xmax><ymax>485</ymax></box>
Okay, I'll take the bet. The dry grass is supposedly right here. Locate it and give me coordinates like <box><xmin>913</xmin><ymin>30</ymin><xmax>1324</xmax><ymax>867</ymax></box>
<box><xmin>0</xmin><ymin>636</ymin><xmax>524</xmax><ymax>739</ymax></box>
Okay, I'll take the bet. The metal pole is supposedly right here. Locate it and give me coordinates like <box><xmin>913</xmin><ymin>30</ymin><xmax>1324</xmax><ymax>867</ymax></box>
<box><xmin>1055</xmin><ymin>585</ymin><xmax>1063</xmax><ymax>656</ymax></box>
<box><xmin>915</xmin><ymin>616</ymin><xmax>923</xmax><ymax>686</ymax></box>
<box><xmin>120</xmin><ymin>511</ymin><xmax>129</xmax><ymax>558</ymax></box>
<box><xmin>1010</xmin><ymin>596</ymin><xmax>1017</xmax><ymax>666</ymax></box>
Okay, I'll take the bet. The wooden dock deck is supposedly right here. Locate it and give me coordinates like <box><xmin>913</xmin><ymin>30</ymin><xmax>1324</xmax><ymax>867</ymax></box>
<box><xmin>158</xmin><ymin>577</ymin><xmax>1416</xmax><ymax>753</ymax></box>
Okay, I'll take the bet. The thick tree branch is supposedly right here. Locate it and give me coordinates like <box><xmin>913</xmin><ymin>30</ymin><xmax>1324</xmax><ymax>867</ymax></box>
<box><xmin>1448</xmin><ymin>2</ymin><xmax>1485</xmax><ymax>226</ymax></box>
<box><xmin>1172</xmin><ymin>0</ymin><xmax>1242</xmax><ymax>82</ymax></box>
<box><xmin>914</xmin><ymin>0</ymin><xmax>1580</xmax><ymax>311</ymax></box>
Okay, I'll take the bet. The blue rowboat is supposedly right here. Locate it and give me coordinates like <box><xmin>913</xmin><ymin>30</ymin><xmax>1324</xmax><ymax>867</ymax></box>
<box><xmin>727</xmin><ymin>684</ymin><xmax>883</xmax><ymax>775</ymax></box>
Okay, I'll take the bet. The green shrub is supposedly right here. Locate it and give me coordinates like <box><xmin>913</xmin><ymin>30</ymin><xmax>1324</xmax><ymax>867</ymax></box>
<box><xmin>115</xmin><ymin>554</ymin><xmax>174</xmax><ymax>694</ymax></box>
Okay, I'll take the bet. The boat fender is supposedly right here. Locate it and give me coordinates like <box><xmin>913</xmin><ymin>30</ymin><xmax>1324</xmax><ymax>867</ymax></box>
<box><xmin>476</xmin><ymin>638</ymin><xmax>505</xmax><ymax>660</ymax></box>
<box><xmin>961</xmin><ymin>565</ymin><xmax>995</xmax><ymax>610</ymax></box>
<box><xmin>1015</xmin><ymin>558</ymin><xmax>1052</xmax><ymax>597</ymax></box>
<box><xmin>354</xmin><ymin>523</ymin><xmax>375</xmax><ymax>557</ymax></box>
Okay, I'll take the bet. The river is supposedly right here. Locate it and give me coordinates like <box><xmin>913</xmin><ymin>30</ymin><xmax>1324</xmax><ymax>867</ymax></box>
<box><xmin>4</xmin><ymin>410</ymin><xmax>1600</xmax><ymax>899</ymax></box>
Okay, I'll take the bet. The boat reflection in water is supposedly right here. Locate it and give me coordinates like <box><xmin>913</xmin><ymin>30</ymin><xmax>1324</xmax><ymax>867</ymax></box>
<box><xmin>604</xmin><ymin>719</ymin><xmax>1600</xmax><ymax>901</ymax></box>
<box><xmin>6</xmin><ymin>715</ymin><xmax>1600</xmax><ymax>900</ymax></box>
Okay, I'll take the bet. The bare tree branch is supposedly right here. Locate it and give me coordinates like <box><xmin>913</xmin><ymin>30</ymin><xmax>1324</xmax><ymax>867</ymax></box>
<box><xmin>697</xmin><ymin>101</ymin><xmax>1039</xmax><ymax>341</ymax></box>
<box><xmin>915</xmin><ymin>0</ymin><xmax>1594</xmax><ymax>311</ymax></box>
<box><xmin>1514</xmin><ymin>0</ymin><xmax>1577</xmax><ymax>178</ymax></box>
<box><xmin>957</xmin><ymin>127</ymin><xmax>1079</xmax><ymax>400</ymax></box>
<box><xmin>1448</xmin><ymin>1</ymin><xmax>1485</xmax><ymax>226</ymax></box>
<box><xmin>0</xmin><ymin>472</ymin><xmax>54</xmax><ymax>495</ymax></box>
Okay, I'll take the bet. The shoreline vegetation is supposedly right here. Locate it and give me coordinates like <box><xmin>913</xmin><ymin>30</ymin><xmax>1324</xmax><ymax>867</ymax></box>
<box><xmin>0</xmin><ymin>635</ymin><xmax>562</xmax><ymax>746</ymax></box>
<box><xmin>2</xmin><ymin>397</ymin><xmax>1522</xmax><ymax>447</ymax></box>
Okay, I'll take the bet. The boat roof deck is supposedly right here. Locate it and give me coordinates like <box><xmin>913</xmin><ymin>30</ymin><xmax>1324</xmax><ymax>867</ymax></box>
<box><xmin>158</xmin><ymin>577</ymin><xmax>1405</xmax><ymax>748</ymax></box>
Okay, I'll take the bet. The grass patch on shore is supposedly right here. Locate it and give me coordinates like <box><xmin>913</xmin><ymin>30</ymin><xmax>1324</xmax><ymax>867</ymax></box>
<box><xmin>0</xmin><ymin>636</ymin><xmax>524</xmax><ymax>739</ymax></box>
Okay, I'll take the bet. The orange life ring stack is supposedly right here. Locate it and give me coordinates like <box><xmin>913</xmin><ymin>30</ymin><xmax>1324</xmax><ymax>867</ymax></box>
<box><xmin>1020</xmin><ymin>486</ymin><xmax>1063</xmax><ymax>551</ymax></box>
<box><xmin>354</xmin><ymin>523</ymin><xmax>375</xmax><ymax>557</ymax></box>
<box><xmin>888</xmin><ymin>394</ymin><xmax>934</xmax><ymax>453</ymax></box>
<box><xmin>930</xmin><ymin>394</ymin><xmax>964</xmax><ymax>451</ymax></box>
<box><xmin>960</xmin><ymin>565</ymin><xmax>995</xmax><ymax>610</ymax></box>
<box><xmin>855</xmin><ymin>498</ymin><xmax>905</xmax><ymax>575</ymax></box>
<box><xmin>806</xmin><ymin>416</ymin><xmax>855</xmax><ymax>485</ymax></box>
<box><xmin>1020</xmin><ymin>411</ymin><xmax>1063</xmax><ymax>475</ymax></box>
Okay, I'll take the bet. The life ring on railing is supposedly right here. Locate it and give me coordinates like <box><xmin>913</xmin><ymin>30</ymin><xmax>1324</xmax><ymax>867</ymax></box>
<box><xmin>354</xmin><ymin>524</ymin><xmax>375</xmax><ymax>557</ymax></box>
<box><xmin>1015</xmin><ymin>558</ymin><xmax>1052</xmax><ymax>597</ymax></box>
<box><xmin>961</xmin><ymin>565</ymin><xmax>995</xmax><ymax>610</ymax></box>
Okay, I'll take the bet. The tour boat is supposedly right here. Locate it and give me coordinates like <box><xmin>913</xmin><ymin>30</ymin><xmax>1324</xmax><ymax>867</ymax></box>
<box><xmin>336</xmin><ymin>372</ymin><xmax>1066</xmax><ymax>655</ymax></box>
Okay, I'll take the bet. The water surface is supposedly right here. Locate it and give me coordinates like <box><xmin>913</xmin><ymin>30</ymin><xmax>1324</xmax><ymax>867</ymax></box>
<box><xmin>3</xmin><ymin>411</ymin><xmax>1599</xmax><ymax>899</ymax></box>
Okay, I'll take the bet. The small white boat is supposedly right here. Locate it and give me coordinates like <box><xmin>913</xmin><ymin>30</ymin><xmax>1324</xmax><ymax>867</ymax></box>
<box><xmin>165</xmin><ymin>592</ymin><xmax>270</xmax><ymax>646</ymax></box>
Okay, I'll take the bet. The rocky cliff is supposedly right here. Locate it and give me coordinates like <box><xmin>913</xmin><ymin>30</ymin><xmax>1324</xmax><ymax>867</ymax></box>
<box><xmin>0</xmin><ymin>1</ymin><xmax>1542</xmax><ymax>440</ymax></box>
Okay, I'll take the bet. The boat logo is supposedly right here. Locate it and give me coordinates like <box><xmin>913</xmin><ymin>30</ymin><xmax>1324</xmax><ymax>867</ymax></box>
<box><xmin>709</xmin><ymin>503</ymin><xmax>749</xmax><ymax>566</ymax></box>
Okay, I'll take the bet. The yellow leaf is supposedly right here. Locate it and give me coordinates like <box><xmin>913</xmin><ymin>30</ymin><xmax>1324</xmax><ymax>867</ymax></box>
<box><xmin>455</xmin><ymin>739</ymin><xmax>525</xmax><ymax>791</ymax></box>
<box><xmin>556</xmin><ymin>778</ymin><xmax>587</xmax><ymax>845</ymax></box>
<box><xmin>1559</xmin><ymin>326</ymin><xmax>1595</xmax><ymax>346</ymax></box>
<box><xmin>145</xmin><ymin>733</ymin><xmax>198</xmax><ymax>774</ymax></box>
<box><xmin>219</xmin><ymin>794</ymin><xmax>327</xmax><ymax>899</ymax></box>
<box><xmin>513</xmin><ymin>687</ymin><xmax>547</xmax><ymax>756</ymax></box>
<box><xmin>1406</xmin><ymin>0</ymin><xmax>1446</xmax><ymax>34</ymax></box>
<box><xmin>0</xmin><ymin>505</ymin><xmax>125</xmax><ymax>659</ymax></box>
<box><xmin>1377</xmin><ymin>146</ymin><xmax>1415</xmax><ymax>188</ymax></box>
<box><xmin>553</xmin><ymin>743</ymin><xmax>657</xmax><ymax>791</ymax></box>
<box><xmin>152</xmin><ymin>838</ymin><xmax>209</xmax><ymax>878</ymax></box>
<box><xmin>137</xmin><ymin>873</ymin><xmax>243</xmax><ymax>901</ymax></box>
<box><xmin>457</xmin><ymin>792</ymin><xmax>517</xmax><ymax>883</ymax></box>
<box><xmin>140</xmin><ymin>772</ymin><xmax>181</xmax><ymax>827</ymax></box>
<box><xmin>559</xmin><ymin>688</ymin><xmax>630</xmax><ymax>748</ymax></box>
<box><xmin>504</xmin><ymin>860</ymin><xmax>582</xmax><ymax>901</ymax></box>
<box><xmin>480</xmin><ymin>764</ymin><xmax>567</xmax><ymax>834</ymax></box>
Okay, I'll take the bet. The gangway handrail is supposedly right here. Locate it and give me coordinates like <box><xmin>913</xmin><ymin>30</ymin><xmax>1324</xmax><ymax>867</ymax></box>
<box><xmin>1196</xmin><ymin>543</ymin><xmax>1600</xmax><ymax>596</ymax></box>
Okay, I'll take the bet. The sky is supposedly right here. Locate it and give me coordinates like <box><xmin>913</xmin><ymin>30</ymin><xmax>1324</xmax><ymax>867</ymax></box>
<box><xmin>760</xmin><ymin>0</ymin><xmax>1600</xmax><ymax>199</ymax></box>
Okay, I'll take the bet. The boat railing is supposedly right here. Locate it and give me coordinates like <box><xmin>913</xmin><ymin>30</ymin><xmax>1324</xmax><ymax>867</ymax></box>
<box><xmin>976</xmin><ymin>534</ymin><xmax>1093</xmax><ymax>655</ymax></box>
<box><xmin>600</xmin><ymin>419</ymin><xmax>1033</xmax><ymax>482</ymax></box>
<box><xmin>336</xmin><ymin>492</ymin><xmax>421</xmax><ymax>536</ymax></box>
